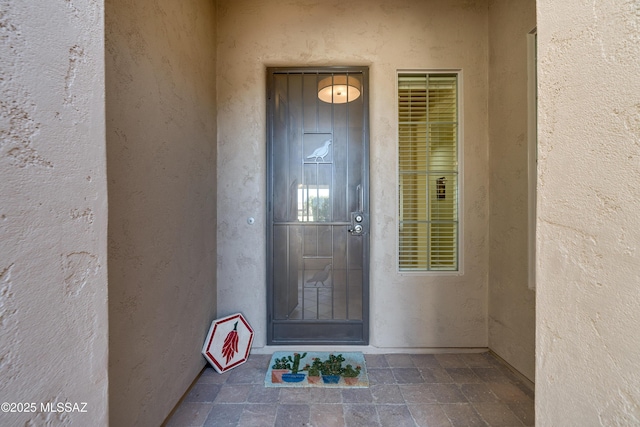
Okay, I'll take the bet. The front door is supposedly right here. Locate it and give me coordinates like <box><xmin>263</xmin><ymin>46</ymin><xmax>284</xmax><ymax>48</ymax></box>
<box><xmin>267</xmin><ymin>67</ymin><xmax>369</xmax><ymax>345</ymax></box>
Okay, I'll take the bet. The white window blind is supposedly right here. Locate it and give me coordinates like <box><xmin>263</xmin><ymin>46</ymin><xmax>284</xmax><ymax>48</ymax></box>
<box><xmin>398</xmin><ymin>73</ymin><xmax>459</xmax><ymax>271</ymax></box>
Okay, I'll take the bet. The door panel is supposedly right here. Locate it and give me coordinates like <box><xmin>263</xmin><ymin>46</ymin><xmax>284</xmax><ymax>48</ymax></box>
<box><xmin>267</xmin><ymin>67</ymin><xmax>369</xmax><ymax>345</ymax></box>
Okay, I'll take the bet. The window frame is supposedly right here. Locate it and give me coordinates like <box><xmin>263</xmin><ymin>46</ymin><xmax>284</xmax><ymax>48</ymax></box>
<box><xmin>396</xmin><ymin>69</ymin><xmax>464</xmax><ymax>276</ymax></box>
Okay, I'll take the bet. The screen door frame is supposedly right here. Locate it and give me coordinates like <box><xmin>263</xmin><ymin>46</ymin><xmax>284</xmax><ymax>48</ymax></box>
<box><xmin>266</xmin><ymin>66</ymin><xmax>370</xmax><ymax>345</ymax></box>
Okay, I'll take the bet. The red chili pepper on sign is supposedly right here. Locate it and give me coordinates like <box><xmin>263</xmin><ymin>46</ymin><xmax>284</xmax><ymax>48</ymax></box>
<box><xmin>221</xmin><ymin>321</ymin><xmax>239</xmax><ymax>364</ymax></box>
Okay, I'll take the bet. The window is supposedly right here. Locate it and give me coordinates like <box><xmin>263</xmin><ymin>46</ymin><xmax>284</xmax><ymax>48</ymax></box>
<box><xmin>398</xmin><ymin>72</ymin><xmax>460</xmax><ymax>272</ymax></box>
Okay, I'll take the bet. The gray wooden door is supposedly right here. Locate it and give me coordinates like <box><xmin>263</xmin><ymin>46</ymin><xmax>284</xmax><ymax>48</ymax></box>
<box><xmin>267</xmin><ymin>67</ymin><xmax>369</xmax><ymax>345</ymax></box>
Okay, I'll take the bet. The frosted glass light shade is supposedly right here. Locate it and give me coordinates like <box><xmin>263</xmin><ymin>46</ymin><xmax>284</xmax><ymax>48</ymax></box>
<box><xmin>317</xmin><ymin>75</ymin><xmax>361</xmax><ymax>104</ymax></box>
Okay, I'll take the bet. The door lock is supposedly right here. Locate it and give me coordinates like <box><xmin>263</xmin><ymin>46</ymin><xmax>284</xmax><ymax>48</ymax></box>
<box><xmin>349</xmin><ymin>212</ymin><xmax>366</xmax><ymax>235</ymax></box>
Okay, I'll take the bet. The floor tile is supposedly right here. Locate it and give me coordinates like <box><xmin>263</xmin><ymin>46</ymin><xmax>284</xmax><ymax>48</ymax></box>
<box><xmin>441</xmin><ymin>403</ymin><xmax>487</xmax><ymax>427</ymax></box>
<box><xmin>243</xmin><ymin>354</ymin><xmax>272</xmax><ymax>367</ymax></box>
<box><xmin>274</xmin><ymin>404</ymin><xmax>310</xmax><ymax>426</ymax></box>
<box><xmin>213</xmin><ymin>385</ymin><xmax>252</xmax><ymax>403</ymax></box>
<box><xmin>165</xmin><ymin>402</ymin><xmax>213</xmax><ymax>427</ymax></box>
<box><xmin>420</xmin><ymin>367</ymin><xmax>454</xmax><ymax>383</ymax></box>
<box><xmin>408</xmin><ymin>404</ymin><xmax>453</xmax><ymax>427</ymax></box>
<box><xmin>385</xmin><ymin>354</ymin><xmax>416</xmax><ymax>367</ymax></box>
<box><xmin>310</xmin><ymin>388</ymin><xmax>344</xmax><ymax>403</ymax></box>
<box><xmin>393</xmin><ymin>367</ymin><xmax>425</xmax><ymax>384</ymax></box>
<box><xmin>198</xmin><ymin>368</ymin><xmax>232</xmax><ymax>385</ymax></box>
<box><xmin>460</xmin><ymin>384</ymin><xmax>501</xmax><ymax>403</ymax></box>
<box><xmin>309</xmin><ymin>404</ymin><xmax>345</xmax><ymax>427</ymax></box>
<box><xmin>513</xmin><ymin>380</ymin><xmax>535</xmax><ymax>399</ymax></box>
<box><xmin>368</xmin><ymin>368</ymin><xmax>396</xmax><ymax>384</ymax></box>
<box><xmin>496</xmin><ymin>365</ymin><xmax>524</xmax><ymax>382</ymax></box>
<box><xmin>168</xmin><ymin>353</ymin><xmax>535</xmax><ymax>427</ymax></box>
<box><xmin>184</xmin><ymin>384</ymin><xmax>222</xmax><ymax>403</ymax></box>
<box><xmin>435</xmin><ymin>354</ymin><xmax>468</xmax><ymax>368</ymax></box>
<box><xmin>399</xmin><ymin>384</ymin><xmax>437</xmax><ymax>404</ymax></box>
<box><xmin>487</xmin><ymin>383</ymin><xmax>532</xmax><ymax>404</ymax></box>
<box><xmin>411</xmin><ymin>354</ymin><xmax>441</xmax><ymax>368</ymax></box>
<box><xmin>246</xmin><ymin>384</ymin><xmax>280</xmax><ymax>403</ymax></box>
<box><xmin>481</xmin><ymin>353</ymin><xmax>504</xmax><ymax>368</ymax></box>
<box><xmin>376</xmin><ymin>404</ymin><xmax>415</xmax><ymax>427</ymax></box>
<box><xmin>370</xmin><ymin>384</ymin><xmax>405</xmax><ymax>404</ymax></box>
<box><xmin>279</xmin><ymin>387</ymin><xmax>312</xmax><ymax>404</ymax></box>
<box><xmin>365</xmin><ymin>354</ymin><xmax>389</xmax><ymax>368</ymax></box>
<box><xmin>226</xmin><ymin>366</ymin><xmax>265</xmax><ymax>384</ymax></box>
<box><xmin>203</xmin><ymin>404</ymin><xmax>245</xmax><ymax>427</ymax></box>
<box><xmin>236</xmin><ymin>403</ymin><xmax>277</xmax><ymax>427</ymax></box>
<box><xmin>280</xmin><ymin>387</ymin><xmax>342</xmax><ymax>404</ymax></box>
<box><xmin>472</xmin><ymin>368</ymin><xmax>513</xmax><ymax>384</ymax></box>
<box><xmin>342</xmin><ymin>387</ymin><xmax>374</xmax><ymax>403</ymax></box>
<box><xmin>429</xmin><ymin>384</ymin><xmax>469</xmax><ymax>404</ymax></box>
<box><xmin>473</xmin><ymin>402</ymin><xmax>524</xmax><ymax>426</ymax></box>
<box><xmin>344</xmin><ymin>404</ymin><xmax>380</xmax><ymax>427</ymax></box>
<box><xmin>459</xmin><ymin>353</ymin><xmax>494</xmax><ymax>368</ymax></box>
<box><xmin>508</xmin><ymin>402</ymin><xmax>535</xmax><ymax>426</ymax></box>
<box><xmin>446</xmin><ymin>367</ymin><xmax>483</xmax><ymax>383</ymax></box>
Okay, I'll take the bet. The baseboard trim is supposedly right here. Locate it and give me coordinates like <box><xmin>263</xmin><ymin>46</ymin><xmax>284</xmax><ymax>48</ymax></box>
<box><xmin>488</xmin><ymin>349</ymin><xmax>535</xmax><ymax>391</ymax></box>
<box><xmin>251</xmin><ymin>345</ymin><xmax>490</xmax><ymax>355</ymax></box>
<box><xmin>160</xmin><ymin>362</ymin><xmax>207</xmax><ymax>427</ymax></box>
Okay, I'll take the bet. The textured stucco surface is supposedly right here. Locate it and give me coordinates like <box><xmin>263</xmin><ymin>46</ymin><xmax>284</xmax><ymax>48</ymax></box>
<box><xmin>537</xmin><ymin>0</ymin><xmax>640</xmax><ymax>424</ymax></box>
<box><xmin>106</xmin><ymin>0</ymin><xmax>217</xmax><ymax>425</ymax></box>
<box><xmin>217</xmin><ymin>0</ymin><xmax>490</xmax><ymax>348</ymax></box>
<box><xmin>487</xmin><ymin>0</ymin><xmax>536</xmax><ymax>381</ymax></box>
<box><xmin>0</xmin><ymin>0</ymin><xmax>108</xmax><ymax>425</ymax></box>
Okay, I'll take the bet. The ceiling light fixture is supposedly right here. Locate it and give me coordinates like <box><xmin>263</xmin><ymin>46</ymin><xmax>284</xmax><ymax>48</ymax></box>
<box><xmin>317</xmin><ymin>75</ymin><xmax>361</xmax><ymax>104</ymax></box>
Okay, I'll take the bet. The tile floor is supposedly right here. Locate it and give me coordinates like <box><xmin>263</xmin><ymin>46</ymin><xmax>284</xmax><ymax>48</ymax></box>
<box><xmin>164</xmin><ymin>352</ymin><xmax>534</xmax><ymax>427</ymax></box>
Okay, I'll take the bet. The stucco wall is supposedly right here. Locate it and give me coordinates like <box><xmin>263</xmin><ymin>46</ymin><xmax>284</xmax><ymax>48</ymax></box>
<box><xmin>0</xmin><ymin>1</ymin><xmax>108</xmax><ymax>426</ymax></box>
<box><xmin>487</xmin><ymin>0</ymin><xmax>536</xmax><ymax>381</ymax></box>
<box><xmin>537</xmin><ymin>0</ymin><xmax>640</xmax><ymax>424</ymax></box>
<box><xmin>106</xmin><ymin>0</ymin><xmax>217</xmax><ymax>425</ymax></box>
<box><xmin>217</xmin><ymin>0</ymin><xmax>489</xmax><ymax>348</ymax></box>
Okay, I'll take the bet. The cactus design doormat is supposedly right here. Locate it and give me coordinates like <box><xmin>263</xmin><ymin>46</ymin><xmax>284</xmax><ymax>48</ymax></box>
<box><xmin>265</xmin><ymin>351</ymin><xmax>369</xmax><ymax>388</ymax></box>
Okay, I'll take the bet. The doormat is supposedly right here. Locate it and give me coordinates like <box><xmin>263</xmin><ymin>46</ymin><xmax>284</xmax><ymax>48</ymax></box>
<box><xmin>265</xmin><ymin>351</ymin><xmax>368</xmax><ymax>388</ymax></box>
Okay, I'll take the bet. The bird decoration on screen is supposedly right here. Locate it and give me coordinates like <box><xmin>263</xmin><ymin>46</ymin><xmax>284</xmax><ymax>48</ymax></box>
<box><xmin>307</xmin><ymin>139</ymin><xmax>332</xmax><ymax>161</ymax></box>
<box><xmin>306</xmin><ymin>264</ymin><xmax>332</xmax><ymax>286</ymax></box>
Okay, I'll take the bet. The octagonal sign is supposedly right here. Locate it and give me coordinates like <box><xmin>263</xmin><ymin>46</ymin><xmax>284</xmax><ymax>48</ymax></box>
<box><xmin>202</xmin><ymin>313</ymin><xmax>254</xmax><ymax>373</ymax></box>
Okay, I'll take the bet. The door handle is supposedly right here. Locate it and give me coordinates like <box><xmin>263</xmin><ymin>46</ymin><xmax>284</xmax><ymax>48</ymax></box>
<box><xmin>349</xmin><ymin>185</ymin><xmax>366</xmax><ymax>235</ymax></box>
<box><xmin>349</xmin><ymin>224</ymin><xmax>363</xmax><ymax>234</ymax></box>
<box><xmin>348</xmin><ymin>211</ymin><xmax>366</xmax><ymax>235</ymax></box>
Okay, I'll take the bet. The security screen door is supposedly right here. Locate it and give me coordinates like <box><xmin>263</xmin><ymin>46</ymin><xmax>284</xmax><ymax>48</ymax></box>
<box><xmin>267</xmin><ymin>67</ymin><xmax>369</xmax><ymax>345</ymax></box>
